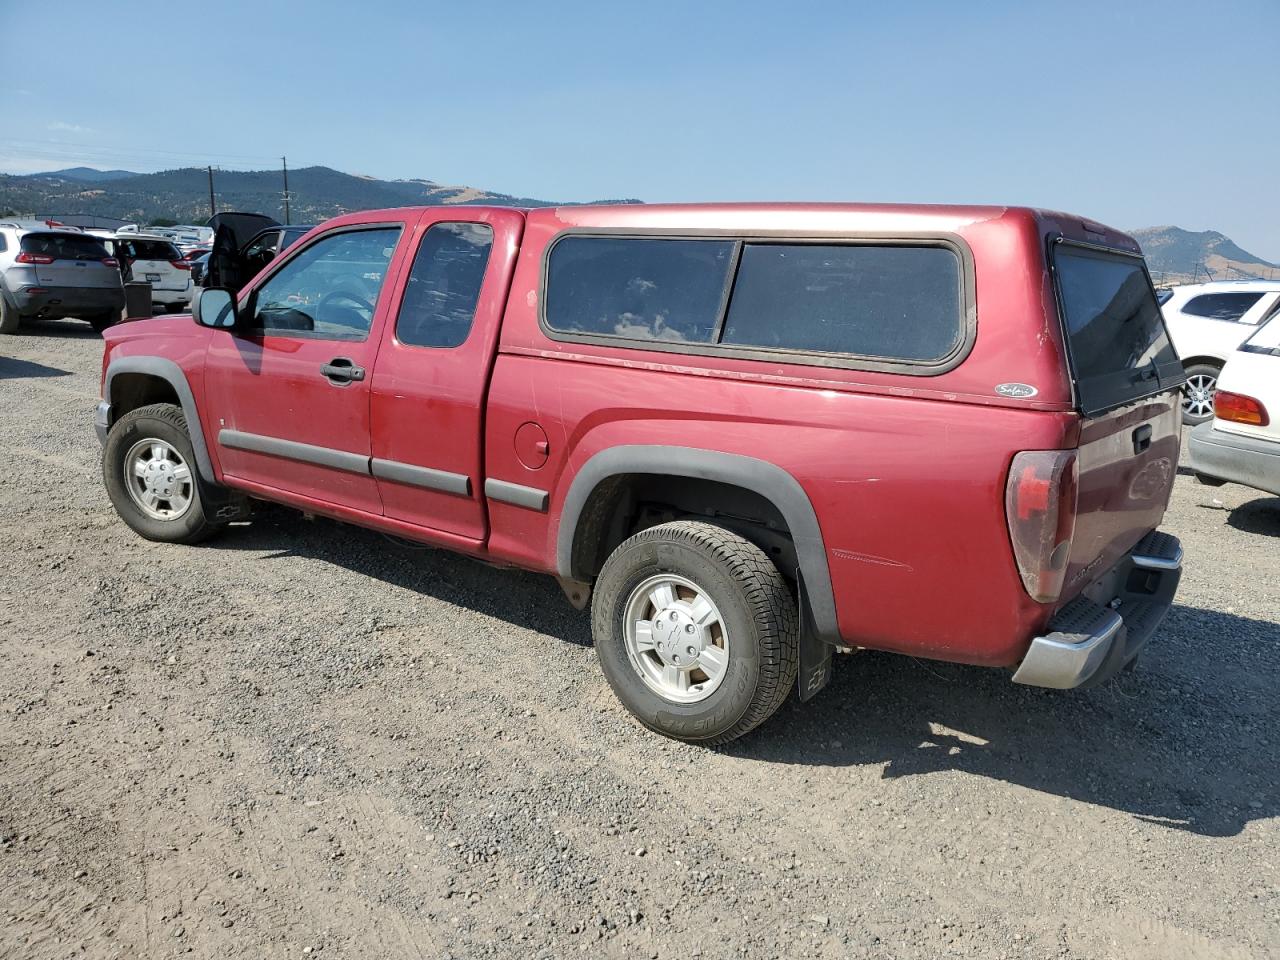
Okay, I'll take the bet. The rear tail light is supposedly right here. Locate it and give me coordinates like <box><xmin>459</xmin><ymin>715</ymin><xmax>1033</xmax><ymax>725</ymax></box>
<box><xmin>15</xmin><ymin>252</ymin><xmax>54</xmax><ymax>264</ymax></box>
<box><xmin>170</xmin><ymin>259</ymin><xmax>191</xmax><ymax>270</ymax></box>
<box><xmin>1214</xmin><ymin>390</ymin><xmax>1269</xmax><ymax>426</ymax></box>
<box><xmin>102</xmin><ymin>257</ymin><xmax>118</xmax><ymax>268</ymax></box>
<box><xmin>1005</xmin><ymin>450</ymin><xmax>1079</xmax><ymax>603</ymax></box>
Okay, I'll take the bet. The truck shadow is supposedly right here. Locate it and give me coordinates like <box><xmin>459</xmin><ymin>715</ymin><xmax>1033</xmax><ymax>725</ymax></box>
<box><xmin>218</xmin><ymin>506</ymin><xmax>1275</xmax><ymax>839</ymax></box>
<box><xmin>734</xmin><ymin>603</ymin><xmax>1278</xmax><ymax>838</ymax></box>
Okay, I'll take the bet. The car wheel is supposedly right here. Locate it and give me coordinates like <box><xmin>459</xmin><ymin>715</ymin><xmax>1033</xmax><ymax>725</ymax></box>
<box><xmin>591</xmin><ymin>520</ymin><xmax>799</xmax><ymax>745</ymax></box>
<box><xmin>1181</xmin><ymin>363</ymin><xmax>1221</xmax><ymax>426</ymax></box>
<box><xmin>164</xmin><ymin>302</ymin><xmax>185</xmax><ymax>314</ymax></box>
<box><xmin>0</xmin><ymin>297</ymin><xmax>19</xmax><ymax>334</ymax></box>
<box><xmin>102</xmin><ymin>403</ymin><xmax>223</xmax><ymax>544</ymax></box>
<box><xmin>88</xmin><ymin>311</ymin><xmax>118</xmax><ymax>334</ymax></box>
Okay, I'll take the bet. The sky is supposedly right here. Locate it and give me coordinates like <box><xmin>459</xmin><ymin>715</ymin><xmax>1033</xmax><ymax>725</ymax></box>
<box><xmin>2</xmin><ymin>0</ymin><xmax>1278</xmax><ymax>259</ymax></box>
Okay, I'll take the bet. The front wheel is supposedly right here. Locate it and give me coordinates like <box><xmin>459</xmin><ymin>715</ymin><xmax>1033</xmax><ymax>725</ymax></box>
<box><xmin>102</xmin><ymin>403</ymin><xmax>223</xmax><ymax>544</ymax></box>
<box><xmin>591</xmin><ymin>520</ymin><xmax>799</xmax><ymax>745</ymax></box>
<box><xmin>1181</xmin><ymin>363</ymin><xmax>1221</xmax><ymax>426</ymax></box>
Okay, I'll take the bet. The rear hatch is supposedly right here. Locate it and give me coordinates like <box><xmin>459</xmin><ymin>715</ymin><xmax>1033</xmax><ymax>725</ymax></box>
<box><xmin>1052</xmin><ymin>240</ymin><xmax>1185</xmax><ymax>600</ymax></box>
<box><xmin>19</xmin><ymin>232</ymin><xmax>120</xmax><ymax>289</ymax></box>
<box><xmin>118</xmin><ymin>238</ymin><xmax>188</xmax><ymax>291</ymax></box>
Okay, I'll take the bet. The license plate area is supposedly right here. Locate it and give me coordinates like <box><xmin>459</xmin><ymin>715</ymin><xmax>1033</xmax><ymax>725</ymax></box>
<box><xmin>145</xmin><ymin>273</ymin><xmax>162</xmax><ymax>282</ymax></box>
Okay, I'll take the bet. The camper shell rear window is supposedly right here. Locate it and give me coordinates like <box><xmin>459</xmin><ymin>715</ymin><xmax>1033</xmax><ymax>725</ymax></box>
<box><xmin>1051</xmin><ymin>241</ymin><xmax>1184</xmax><ymax>416</ymax></box>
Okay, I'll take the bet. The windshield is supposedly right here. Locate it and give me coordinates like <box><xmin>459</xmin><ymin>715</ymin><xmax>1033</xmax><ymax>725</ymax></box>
<box><xmin>1053</xmin><ymin>243</ymin><xmax>1183</xmax><ymax>415</ymax></box>
<box><xmin>21</xmin><ymin>233</ymin><xmax>110</xmax><ymax>260</ymax></box>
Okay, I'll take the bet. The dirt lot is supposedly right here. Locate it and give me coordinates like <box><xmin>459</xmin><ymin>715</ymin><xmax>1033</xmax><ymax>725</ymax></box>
<box><xmin>1</xmin><ymin>318</ymin><xmax>1277</xmax><ymax>960</ymax></box>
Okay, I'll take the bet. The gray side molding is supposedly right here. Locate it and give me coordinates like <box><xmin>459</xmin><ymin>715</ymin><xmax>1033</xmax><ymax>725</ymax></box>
<box><xmin>373</xmin><ymin>458</ymin><xmax>471</xmax><ymax>497</ymax></box>
<box><xmin>485</xmin><ymin>478</ymin><xmax>550</xmax><ymax>512</ymax></box>
<box><xmin>219</xmin><ymin>429</ymin><xmax>368</xmax><ymax>475</ymax></box>
<box><xmin>104</xmin><ymin>356</ymin><xmax>216</xmax><ymax>483</ymax></box>
<box><xmin>556</xmin><ymin>445</ymin><xmax>840</xmax><ymax>641</ymax></box>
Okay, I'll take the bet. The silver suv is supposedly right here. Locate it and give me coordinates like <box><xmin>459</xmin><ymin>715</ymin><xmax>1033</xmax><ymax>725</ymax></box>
<box><xmin>0</xmin><ymin>221</ymin><xmax>125</xmax><ymax>334</ymax></box>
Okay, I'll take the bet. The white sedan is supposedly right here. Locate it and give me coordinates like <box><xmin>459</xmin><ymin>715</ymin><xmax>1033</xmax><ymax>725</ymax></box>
<box><xmin>1187</xmin><ymin>312</ymin><xmax>1280</xmax><ymax>497</ymax></box>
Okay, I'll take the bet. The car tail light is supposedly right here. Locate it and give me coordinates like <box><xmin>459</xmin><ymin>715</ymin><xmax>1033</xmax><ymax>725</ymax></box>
<box><xmin>1005</xmin><ymin>450</ymin><xmax>1079</xmax><ymax>603</ymax></box>
<box><xmin>15</xmin><ymin>252</ymin><xmax>54</xmax><ymax>264</ymax></box>
<box><xmin>102</xmin><ymin>257</ymin><xmax>118</xmax><ymax>268</ymax></box>
<box><xmin>170</xmin><ymin>259</ymin><xmax>191</xmax><ymax>270</ymax></box>
<box><xmin>1214</xmin><ymin>390</ymin><xmax>1269</xmax><ymax>426</ymax></box>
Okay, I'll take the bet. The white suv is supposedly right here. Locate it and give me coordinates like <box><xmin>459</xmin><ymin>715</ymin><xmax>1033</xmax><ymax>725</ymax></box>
<box><xmin>0</xmin><ymin>222</ymin><xmax>125</xmax><ymax>333</ymax></box>
<box><xmin>109</xmin><ymin>235</ymin><xmax>194</xmax><ymax>312</ymax></box>
<box><xmin>1159</xmin><ymin>280</ymin><xmax>1280</xmax><ymax>425</ymax></box>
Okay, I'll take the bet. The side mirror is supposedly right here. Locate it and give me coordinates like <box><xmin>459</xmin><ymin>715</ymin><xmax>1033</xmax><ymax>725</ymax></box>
<box><xmin>193</xmin><ymin>287</ymin><xmax>239</xmax><ymax>329</ymax></box>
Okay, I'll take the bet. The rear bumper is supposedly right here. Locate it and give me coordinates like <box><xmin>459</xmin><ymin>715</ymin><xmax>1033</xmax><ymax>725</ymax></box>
<box><xmin>152</xmin><ymin>282</ymin><xmax>193</xmax><ymax>305</ymax></box>
<box><xmin>1186</xmin><ymin>421</ymin><xmax>1280</xmax><ymax>497</ymax></box>
<box><xmin>9</xmin><ymin>285</ymin><xmax>125</xmax><ymax>318</ymax></box>
<box><xmin>1012</xmin><ymin>530</ymin><xmax>1182</xmax><ymax>689</ymax></box>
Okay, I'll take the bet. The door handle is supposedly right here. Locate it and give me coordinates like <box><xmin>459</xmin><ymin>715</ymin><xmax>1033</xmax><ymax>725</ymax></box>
<box><xmin>320</xmin><ymin>357</ymin><xmax>365</xmax><ymax>384</ymax></box>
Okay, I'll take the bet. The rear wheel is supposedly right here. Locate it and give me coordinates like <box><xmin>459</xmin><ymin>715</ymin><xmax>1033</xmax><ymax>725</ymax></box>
<box><xmin>102</xmin><ymin>403</ymin><xmax>223</xmax><ymax>544</ymax></box>
<box><xmin>591</xmin><ymin>520</ymin><xmax>798</xmax><ymax>745</ymax></box>
<box><xmin>88</xmin><ymin>311</ymin><xmax>118</xmax><ymax>334</ymax></box>
<box><xmin>0</xmin><ymin>297</ymin><xmax>19</xmax><ymax>334</ymax></box>
<box><xmin>1181</xmin><ymin>363</ymin><xmax>1221</xmax><ymax>425</ymax></box>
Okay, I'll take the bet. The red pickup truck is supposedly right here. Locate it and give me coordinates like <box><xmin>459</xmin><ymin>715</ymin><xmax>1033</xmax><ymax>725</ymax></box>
<box><xmin>96</xmin><ymin>202</ymin><xmax>1185</xmax><ymax>744</ymax></box>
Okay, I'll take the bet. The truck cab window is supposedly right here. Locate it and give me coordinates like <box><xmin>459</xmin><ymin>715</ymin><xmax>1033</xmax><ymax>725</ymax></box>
<box><xmin>250</xmin><ymin>227</ymin><xmax>401</xmax><ymax>340</ymax></box>
<box><xmin>395</xmin><ymin>222</ymin><xmax>494</xmax><ymax>348</ymax></box>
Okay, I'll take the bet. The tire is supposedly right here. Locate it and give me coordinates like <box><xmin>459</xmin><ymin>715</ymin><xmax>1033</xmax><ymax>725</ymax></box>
<box><xmin>163</xmin><ymin>302</ymin><xmax>185</xmax><ymax>314</ymax></box>
<box><xmin>1181</xmin><ymin>362</ymin><xmax>1221</xmax><ymax>426</ymax></box>
<box><xmin>88</xmin><ymin>311</ymin><xmax>118</xmax><ymax>334</ymax></box>
<box><xmin>0</xmin><ymin>297</ymin><xmax>19</xmax><ymax>334</ymax></box>
<box><xmin>591</xmin><ymin>520</ymin><xmax>799</xmax><ymax>746</ymax></box>
<box><xmin>102</xmin><ymin>403</ymin><xmax>223</xmax><ymax>544</ymax></box>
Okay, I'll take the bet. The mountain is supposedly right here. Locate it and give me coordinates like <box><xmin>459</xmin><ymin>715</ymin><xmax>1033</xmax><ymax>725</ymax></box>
<box><xmin>1131</xmin><ymin>226</ymin><xmax>1279</xmax><ymax>284</ymax></box>
<box><xmin>0</xmin><ymin>165</ymin><xmax>639</xmax><ymax>225</ymax></box>
<box><xmin>38</xmin><ymin>167</ymin><xmax>140</xmax><ymax>182</ymax></box>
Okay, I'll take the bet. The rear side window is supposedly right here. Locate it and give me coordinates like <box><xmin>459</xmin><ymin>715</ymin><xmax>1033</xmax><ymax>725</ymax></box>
<box><xmin>545</xmin><ymin>237</ymin><xmax>734</xmax><ymax>343</ymax></box>
<box><xmin>722</xmin><ymin>244</ymin><xmax>962</xmax><ymax>361</ymax></box>
<box><xmin>121</xmin><ymin>239</ymin><xmax>180</xmax><ymax>261</ymax></box>
<box><xmin>21</xmin><ymin>233</ymin><xmax>109</xmax><ymax>260</ymax></box>
<box><xmin>1053</xmin><ymin>244</ymin><xmax>1183</xmax><ymax>415</ymax></box>
<box><xmin>544</xmin><ymin>235</ymin><xmax>966</xmax><ymax>365</ymax></box>
<box><xmin>396</xmin><ymin>222</ymin><xmax>493</xmax><ymax>348</ymax></box>
<box><xmin>1181</xmin><ymin>292</ymin><xmax>1264</xmax><ymax>322</ymax></box>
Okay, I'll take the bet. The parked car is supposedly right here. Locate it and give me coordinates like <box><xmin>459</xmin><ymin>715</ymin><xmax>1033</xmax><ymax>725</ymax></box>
<box><xmin>94</xmin><ymin>202</ymin><xmax>1185</xmax><ymax>744</ymax></box>
<box><xmin>1160</xmin><ymin>280</ymin><xmax>1280</xmax><ymax>425</ymax></box>
<box><xmin>202</xmin><ymin>212</ymin><xmax>315</xmax><ymax>291</ymax></box>
<box><xmin>0</xmin><ymin>222</ymin><xmax>124</xmax><ymax>333</ymax></box>
<box><xmin>188</xmin><ymin>251</ymin><xmax>211</xmax><ymax>287</ymax></box>
<box><xmin>1187</xmin><ymin>312</ymin><xmax>1280</xmax><ymax>496</ymax></box>
<box><xmin>109</xmin><ymin>235</ymin><xmax>194</xmax><ymax>312</ymax></box>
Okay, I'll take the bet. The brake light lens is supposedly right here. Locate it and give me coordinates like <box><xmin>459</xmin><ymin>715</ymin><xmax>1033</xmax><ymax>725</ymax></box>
<box><xmin>170</xmin><ymin>259</ymin><xmax>191</xmax><ymax>270</ymax></box>
<box><xmin>1214</xmin><ymin>390</ymin><xmax>1269</xmax><ymax>426</ymax></box>
<box><xmin>102</xmin><ymin>257</ymin><xmax>118</xmax><ymax>268</ymax></box>
<box><xmin>15</xmin><ymin>252</ymin><xmax>54</xmax><ymax>264</ymax></box>
<box><xmin>1005</xmin><ymin>450</ymin><xmax>1079</xmax><ymax>603</ymax></box>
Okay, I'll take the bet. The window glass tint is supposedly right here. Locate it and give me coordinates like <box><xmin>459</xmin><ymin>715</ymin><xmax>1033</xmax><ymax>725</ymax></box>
<box><xmin>1182</xmin><ymin>291</ymin><xmax>1264</xmax><ymax>321</ymax></box>
<box><xmin>1054</xmin><ymin>247</ymin><xmax>1181</xmax><ymax>414</ymax></box>
<box><xmin>251</xmin><ymin>227</ymin><xmax>400</xmax><ymax>340</ymax></box>
<box><xmin>545</xmin><ymin>236</ymin><xmax>734</xmax><ymax>343</ymax></box>
<box><xmin>21</xmin><ymin>233</ymin><xmax>109</xmax><ymax>260</ymax></box>
<box><xmin>121</xmin><ymin>239</ymin><xmax>180</xmax><ymax>261</ymax></box>
<box><xmin>722</xmin><ymin>244</ymin><xmax>962</xmax><ymax>361</ymax></box>
<box><xmin>396</xmin><ymin>222</ymin><xmax>493</xmax><ymax>348</ymax></box>
<box><xmin>0</xmin><ymin>234</ymin><xmax>7</xmax><ymax>252</ymax></box>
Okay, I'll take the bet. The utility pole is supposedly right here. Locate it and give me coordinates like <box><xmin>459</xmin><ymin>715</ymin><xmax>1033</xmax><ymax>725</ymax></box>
<box><xmin>207</xmin><ymin>166</ymin><xmax>217</xmax><ymax>218</ymax></box>
<box><xmin>281</xmin><ymin>155</ymin><xmax>290</xmax><ymax>225</ymax></box>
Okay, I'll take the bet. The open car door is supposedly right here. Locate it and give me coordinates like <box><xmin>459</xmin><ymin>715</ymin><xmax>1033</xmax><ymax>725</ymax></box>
<box><xmin>204</xmin><ymin>212</ymin><xmax>280</xmax><ymax>291</ymax></box>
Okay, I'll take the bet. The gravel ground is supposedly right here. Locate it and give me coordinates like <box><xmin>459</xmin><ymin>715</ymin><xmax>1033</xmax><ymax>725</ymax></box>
<box><xmin>1</xmin><ymin>318</ymin><xmax>1277</xmax><ymax>960</ymax></box>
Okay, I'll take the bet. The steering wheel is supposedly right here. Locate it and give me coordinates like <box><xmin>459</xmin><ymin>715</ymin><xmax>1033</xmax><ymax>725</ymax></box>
<box><xmin>318</xmin><ymin>289</ymin><xmax>374</xmax><ymax>315</ymax></box>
